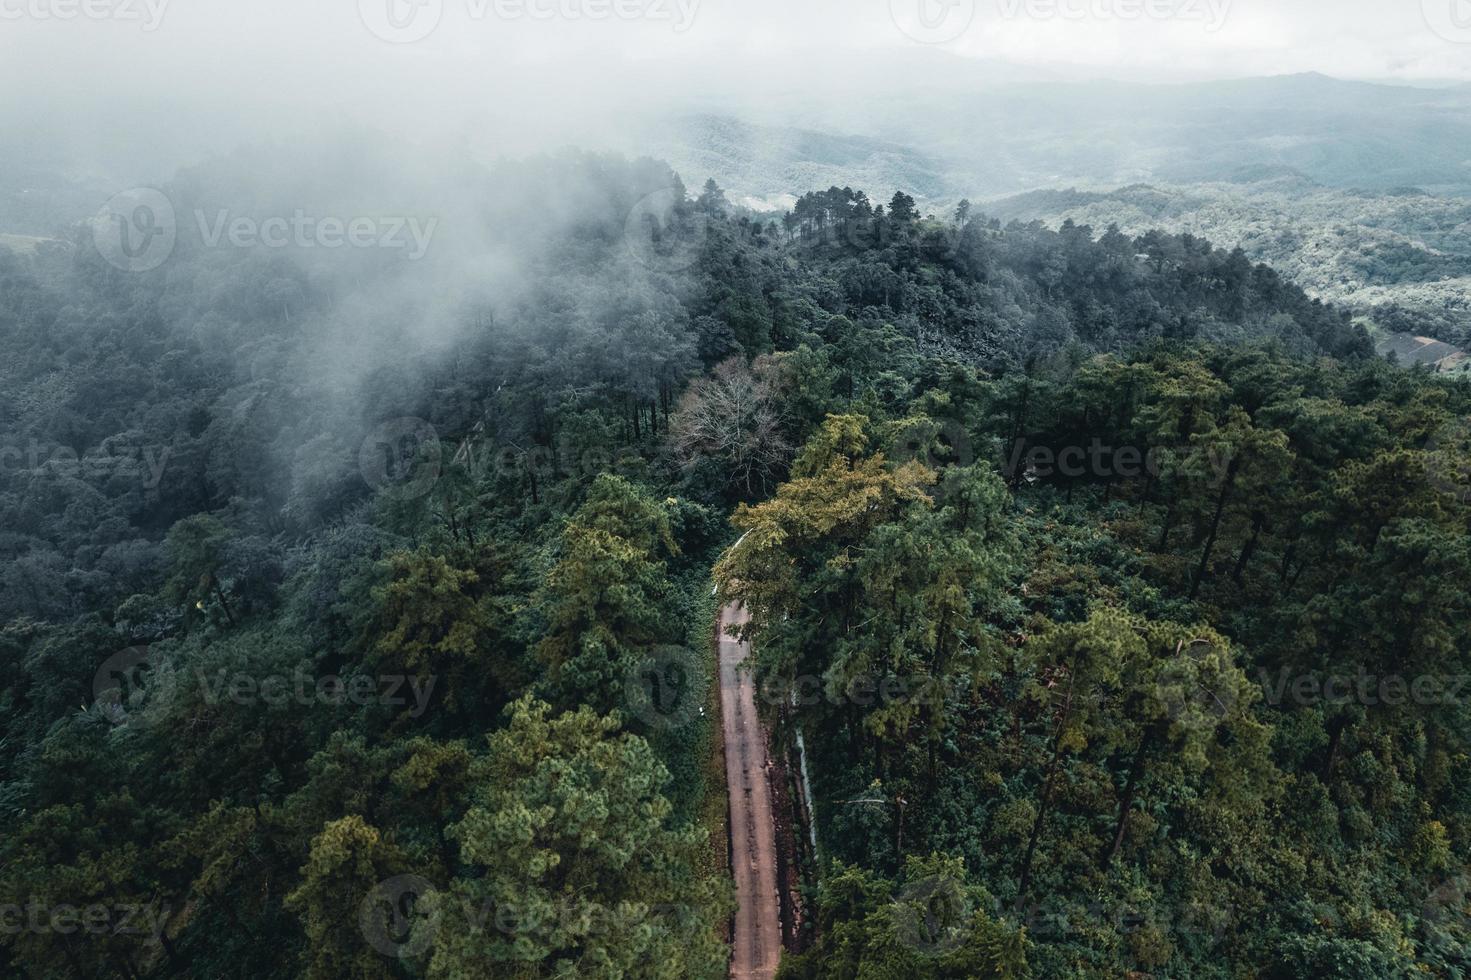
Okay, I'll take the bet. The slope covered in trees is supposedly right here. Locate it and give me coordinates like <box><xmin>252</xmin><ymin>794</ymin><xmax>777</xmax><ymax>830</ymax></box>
<box><xmin>991</xmin><ymin>176</ymin><xmax>1471</xmax><ymax>352</ymax></box>
<box><xmin>0</xmin><ymin>155</ymin><xmax>1465</xmax><ymax>978</ymax></box>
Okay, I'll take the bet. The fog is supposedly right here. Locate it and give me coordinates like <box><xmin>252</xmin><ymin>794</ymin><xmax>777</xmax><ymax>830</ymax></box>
<box><xmin>3</xmin><ymin>0</ymin><xmax>1470</xmax><ymax>193</ymax></box>
<box><xmin>4</xmin><ymin>0</ymin><xmax>1470</xmax><ymax>408</ymax></box>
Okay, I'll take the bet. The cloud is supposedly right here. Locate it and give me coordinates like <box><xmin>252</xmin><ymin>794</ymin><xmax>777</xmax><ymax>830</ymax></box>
<box><xmin>0</xmin><ymin>0</ymin><xmax>1466</xmax><ymax>194</ymax></box>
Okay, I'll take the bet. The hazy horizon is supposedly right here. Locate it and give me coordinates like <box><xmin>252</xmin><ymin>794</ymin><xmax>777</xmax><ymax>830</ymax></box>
<box><xmin>4</xmin><ymin>0</ymin><xmax>1471</xmax><ymax>190</ymax></box>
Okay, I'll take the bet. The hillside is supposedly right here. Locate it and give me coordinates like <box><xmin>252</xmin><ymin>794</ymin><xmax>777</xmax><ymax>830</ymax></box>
<box><xmin>989</xmin><ymin>176</ymin><xmax>1471</xmax><ymax>353</ymax></box>
<box><xmin>634</xmin><ymin>73</ymin><xmax>1471</xmax><ymax>208</ymax></box>
<box><xmin>0</xmin><ymin>154</ymin><xmax>1466</xmax><ymax>979</ymax></box>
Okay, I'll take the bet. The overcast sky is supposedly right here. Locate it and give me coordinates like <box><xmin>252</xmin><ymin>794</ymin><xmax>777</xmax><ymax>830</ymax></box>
<box><xmin>3</xmin><ymin>0</ymin><xmax>1468</xmax><ymax>82</ymax></box>
<box><xmin>2</xmin><ymin>0</ymin><xmax>1469</xmax><ymax>181</ymax></box>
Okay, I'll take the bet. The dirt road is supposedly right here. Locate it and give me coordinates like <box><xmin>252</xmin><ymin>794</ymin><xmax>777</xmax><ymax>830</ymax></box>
<box><xmin>719</xmin><ymin>603</ymin><xmax>782</xmax><ymax>980</ymax></box>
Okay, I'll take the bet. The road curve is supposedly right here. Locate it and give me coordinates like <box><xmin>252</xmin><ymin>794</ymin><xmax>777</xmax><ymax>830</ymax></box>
<box><xmin>719</xmin><ymin>603</ymin><xmax>781</xmax><ymax>980</ymax></box>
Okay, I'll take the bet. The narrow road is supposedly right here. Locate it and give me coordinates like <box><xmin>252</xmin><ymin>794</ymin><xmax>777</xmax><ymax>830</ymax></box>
<box><xmin>719</xmin><ymin>603</ymin><xmax>781</xmax><ymax>980</ymax></box>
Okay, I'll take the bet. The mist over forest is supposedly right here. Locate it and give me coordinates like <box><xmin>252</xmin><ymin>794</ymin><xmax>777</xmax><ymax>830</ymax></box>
<box><xmin>3</xmin><ymin>2</ymin><xmax>1471</xmax><ymax>978</ymax></box>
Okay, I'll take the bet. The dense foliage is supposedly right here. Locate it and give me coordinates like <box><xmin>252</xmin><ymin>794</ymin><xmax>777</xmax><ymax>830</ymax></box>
<box><xmin>1</xmin><ymin>154</ymin><xmax>1466</xmax><ymax>978</ymax></box>
<box><xmin>993</xmin><ymin>176</ymin><xmax>1471</xmax><ymax>352</ymax></box>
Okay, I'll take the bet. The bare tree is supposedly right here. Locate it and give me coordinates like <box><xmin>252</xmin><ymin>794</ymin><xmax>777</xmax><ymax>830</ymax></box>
<box><xmin>668</xmin><ymin>356</ymin><xmax>792</xmax><ymax>497</ymax></box>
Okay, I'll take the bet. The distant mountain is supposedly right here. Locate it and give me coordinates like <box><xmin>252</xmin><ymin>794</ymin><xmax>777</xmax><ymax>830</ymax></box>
<box><xmin>615</xmin><ymin>113</ymin><xmax>951</xmax><ymax>211</ymax></box>
<box><xmin>0</xmin><ymin>164</ymin><xmax>116</xmax><ymax>238</ymax></box>
<box><xmin>10</xmin><ymin>69</ymin><xmax>1471</xmax><ymax>237</ymax></box>
<box><xmin>988</xmin><ymin>177</ymin><xmax>1471</xmax><ymax>354</ymax></box>
<box><xmin>629</xmin><ymin>72</ymin><xmax>1471</xmax><ymax>207</ymax></box>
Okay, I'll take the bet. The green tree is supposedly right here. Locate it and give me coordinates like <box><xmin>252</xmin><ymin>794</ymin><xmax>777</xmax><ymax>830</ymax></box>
<box><xmin>285</xmin><ymin>815</ymin><xmax>417</xmax><ymax>980</ymax></box>
<box><xmin>164</xmin><ymin>514</ymin><xmax>237</xmax><ymax>627</ymax></box>
<box><xmin>427</xmin><ymin>696</ymin><xmax>728</xmax><ymax>978</ymax></box>
<box><xmin>777</xmin><ymin>854</ymin><xmax>1029</xmax><ymax>979</ymax></box>
<box><xmin>366</xmin><ymin>550</ymin><xmax>496</xmax><ymax>715</ymax></box>
<box><xmin>535</xmin><ymin>475</ymin><xmax>680</xmax><ymax>712</ymax></box>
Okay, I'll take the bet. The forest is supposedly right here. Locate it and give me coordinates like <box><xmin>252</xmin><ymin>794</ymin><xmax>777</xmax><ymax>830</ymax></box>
<box><xmin>1</xmin><ymin>154</ymin><xmax>1469</xmax><ymax>978</ymax></box>
<box><xmin>990</xmin><ymin>177</ymin><xmax>1471</xmax><ymax>353</ymax></box>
